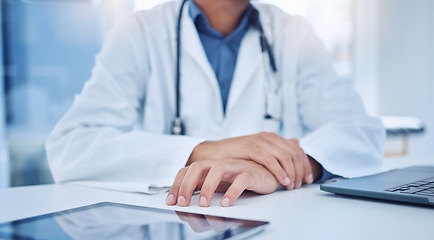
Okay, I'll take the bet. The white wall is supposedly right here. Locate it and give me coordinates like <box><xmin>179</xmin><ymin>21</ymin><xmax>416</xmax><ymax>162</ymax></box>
<box><xmin>376</xmin><ymin>0</ymin><xmax>434</xmax><ymax>156</ymax></box>
<box><xmin>355</xmin><ymin>0</ymin><xmax>380</xmax><ymax>115</ymax></box>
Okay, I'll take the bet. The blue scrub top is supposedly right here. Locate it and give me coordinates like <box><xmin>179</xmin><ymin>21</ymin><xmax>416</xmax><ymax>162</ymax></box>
<box><xmin>189</xmin><ymin>1</ymin><xmax>258</xmax><ymax>113</ymax></box>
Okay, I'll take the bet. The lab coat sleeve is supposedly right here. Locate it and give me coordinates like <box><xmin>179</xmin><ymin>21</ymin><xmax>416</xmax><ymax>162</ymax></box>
<box><xmin>294</xmin><ymin>17</ymin><xmax>386</xmax><ymax>178</ymax></box>
<box><xmin>45</xmin><ymin>14</ymin><xmax>204</xmax><ymax>193</ymax></box>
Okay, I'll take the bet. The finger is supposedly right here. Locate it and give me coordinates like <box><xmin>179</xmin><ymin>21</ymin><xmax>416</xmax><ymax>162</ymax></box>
<box><xmin>255</xmin><ymin>141</ymin><xmax>295</xmax><ymax>189</ymax></box>
<box><xmin>195</xmin><ymin>175</ymin><xmax>207</xmax><ymax>191</ymax></box>
<box><xmin>221</xmin><ymin>173</ymin><xmax>250</xmax><ymax>207</ymax></box>
<box><xmin>248</xmin><ymin>147</ymin><xmax>290</xmax><ymax>186</ymax></box>
<box><xmin>278</xmin><ymin>138</ymin><xmax>304</xmax><ymax>189</ymax></box>
<box><xmin>166</xmin><ymin>167</ymin><xmax>188</xmax><ymax>205</ymax></box>
<box><xmin>286</xmin><ymin>138</ymin><xmax>314</xmax><ymax>183</ymax></box>
<box><xmin>178</xmin><ymin>162</ymin><xmax>210</xmax><ymax>207</ymax></box>
<box><xmin>256</xmin><ymin>134</ymin><xmax>300</xmax><ymax>187</ymax></box>
<box><xmin>302</xmin><ymin>150</ymin><xmax>314</xmax><ymax>184</ymax></box>
<box><xmin>291</xmin><ymin>145</ymin><xmax>305</xmax><ymax>189</ymax></box>
<box><xmin>288</xmin><ymin>138</ymin><xmax>299</xmax><ymax>145</ymax></box>
<box><xmin>199</xmin><ymin>163</ymin><xmax>226</xmax><ymax>207</ymax></box>
<box><xmin>287</xmin><ymin>139</ymin><xmax>311</xmax><ymax>186</ymax></box>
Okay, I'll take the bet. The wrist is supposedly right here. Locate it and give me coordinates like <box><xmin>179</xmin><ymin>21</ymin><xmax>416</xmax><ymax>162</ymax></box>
<box><xmin>186</xmin><ymin>141</ymin><xmax>211</xmax><ymax>166</ymax></box>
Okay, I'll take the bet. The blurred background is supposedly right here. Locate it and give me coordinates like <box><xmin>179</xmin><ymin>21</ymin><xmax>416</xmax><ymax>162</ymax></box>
<box><xmin>0</xmin><ymin>0</ymin><xmax>432</xmax><ymax>188</ymax></box>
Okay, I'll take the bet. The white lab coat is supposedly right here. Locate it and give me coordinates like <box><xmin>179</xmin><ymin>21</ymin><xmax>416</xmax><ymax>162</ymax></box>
<box><xmin>46</xmin><ymin>1</ymin><xmax>385</xmax><ymax>193</ymax></box>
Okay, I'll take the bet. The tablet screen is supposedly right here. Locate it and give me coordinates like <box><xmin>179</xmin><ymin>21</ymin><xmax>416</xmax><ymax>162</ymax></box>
<box><xmin>0</xmin><ymin>202</ymin><xmax>268</xmax><ymax>240</ymax></box>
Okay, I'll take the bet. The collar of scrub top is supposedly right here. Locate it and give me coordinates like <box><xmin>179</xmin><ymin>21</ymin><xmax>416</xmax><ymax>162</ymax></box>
<box><xmin>172</xmin><ymin>0</ymin><xmax>281</xmax><ymax>135</ymax></box>
<box><xmin>189</xmin><ymin>1</ymin><xmax>257</xmax><ymax>44</ymax></box>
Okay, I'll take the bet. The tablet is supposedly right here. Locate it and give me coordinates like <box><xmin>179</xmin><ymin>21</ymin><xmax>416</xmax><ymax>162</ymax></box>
<box><xmin>0</xmin><ymin>202</ymin><xmax>268</xmax><ymax>240</ymax></box>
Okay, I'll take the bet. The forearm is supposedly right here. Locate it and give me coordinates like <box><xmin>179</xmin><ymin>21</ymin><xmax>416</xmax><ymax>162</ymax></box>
<box><xmin>186</xmin><ymin>141</ymin><xmax>209</xmax><ymax>166</ymax></box>
<box><xmin>47</xmin><ymin>127</ymin><xmax>203</xmax><ymax>192</ymax></box>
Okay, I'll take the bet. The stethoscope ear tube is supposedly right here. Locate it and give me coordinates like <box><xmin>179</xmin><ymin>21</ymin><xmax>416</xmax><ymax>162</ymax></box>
<box><xmin>258</xmin><ymin>21</ymin><xmax>282</xmax><ymax>121</ymax></box>
<box><xmin>171</xmin><ymin>116</ymin><xmax>185</xmax><ymax>135</ymax></box>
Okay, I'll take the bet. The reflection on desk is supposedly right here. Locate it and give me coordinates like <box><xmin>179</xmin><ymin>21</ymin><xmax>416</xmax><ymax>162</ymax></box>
<box><xmin>0</xmin><ymin>202</ymin><xmax>267</xmax><ymax>240</ymax></box>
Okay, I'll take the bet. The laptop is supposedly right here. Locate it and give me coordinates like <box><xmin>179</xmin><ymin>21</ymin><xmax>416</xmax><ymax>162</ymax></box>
<box><xmin>0</xmin><ymin>202</ymin><xmax>268</xmax><ymax>240</ymax></box>
<box><xmin>320</xmin><ymin>166</ymin><xmax>434</xmax><ymax>206</ymax></box>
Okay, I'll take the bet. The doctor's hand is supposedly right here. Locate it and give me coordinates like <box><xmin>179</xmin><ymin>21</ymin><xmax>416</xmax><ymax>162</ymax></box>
<box><xmin>187</xmin><ymin>132</ymin><xmax>314</xmax><ymax>190</ymax></box>
<box><xmin>166</xmin><ymin>159</ymin><xmax>281</xmax><ymax>207</ymax></box>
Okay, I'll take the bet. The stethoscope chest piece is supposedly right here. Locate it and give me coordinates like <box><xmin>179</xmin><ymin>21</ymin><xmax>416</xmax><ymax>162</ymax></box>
<box><xmin>171</xmin><ymin>117</ymin><xmax>185</xmax><ymax>135</ymax></box>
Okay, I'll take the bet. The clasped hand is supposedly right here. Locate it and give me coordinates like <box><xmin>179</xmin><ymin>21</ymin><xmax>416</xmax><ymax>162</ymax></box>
<box><xmin>166</xmin><ymin>132</ymin><xmax>314</xmax><ymax>207</ymax></box>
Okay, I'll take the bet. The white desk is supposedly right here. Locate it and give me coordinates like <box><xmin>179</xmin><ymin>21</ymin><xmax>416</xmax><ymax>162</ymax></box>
<box><xmin>1</xmin><ymin>155</ymin><xmax>434</xmax><ymax>240</ymax></box>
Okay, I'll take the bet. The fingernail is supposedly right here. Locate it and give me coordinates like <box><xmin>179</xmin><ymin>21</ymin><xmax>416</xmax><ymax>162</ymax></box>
<box><xmin>307</xmin><ymin>174</ymin><xmax>313</xmax><ymax>183</ymax></box>
<box><xmin>199</xmin><ymin>196</ymin><xmax>207</xmax><ymax>207</ymax></box>
<box><xmin>296</xmin><ymin>181</ymin><xmax>302</xmax><ymax>188</ymax></box>
<box><xmin>284</xmin><ymin>176</ymin><xmax>290</xmax><ymax>185</ymax></box>
<box><xmin>221</xmin><ymin>198</ymin><xmax>230</xmax><ymax>207</ymax></box>
<box><xmin>178</xmin><ymin>196</ymin><xmax>186</xmax><ymax>206</ymax></box>
<box><xmin>289</xmin><ymin>182</ymin><xmax>294</xmax><ymax>189</ymax></box>
<box><xmin>166</xmin><ymin>194</ymin><xmax>174</xmax><ymax>204</ymax></box>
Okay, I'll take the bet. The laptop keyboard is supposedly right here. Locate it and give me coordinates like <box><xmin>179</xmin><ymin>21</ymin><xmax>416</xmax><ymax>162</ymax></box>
<box><xmin>385</xmin><ymin>177</ymin><xmax>434</xmax><ymax>196</ymax></box>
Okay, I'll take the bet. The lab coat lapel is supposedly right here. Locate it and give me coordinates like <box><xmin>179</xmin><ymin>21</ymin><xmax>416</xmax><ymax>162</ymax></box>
<box><xmin>226</xmin><ymin>29</ymin><xmax>262</xmax><ymax>115</ymax></box>
<box><xmin>180</xmin><ymin>2</ymin><xmax>222</xmax><ymax>103</ymax></box>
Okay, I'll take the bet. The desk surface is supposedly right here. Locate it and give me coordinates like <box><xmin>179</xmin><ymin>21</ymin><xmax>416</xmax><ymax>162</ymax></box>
<box><xmin>1</xmin><ymin>155</ymin><xmax>434</xmax><ymax>240</ymax></box>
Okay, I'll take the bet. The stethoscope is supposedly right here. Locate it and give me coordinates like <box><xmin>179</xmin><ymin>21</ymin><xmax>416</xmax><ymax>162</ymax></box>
<box><xmin>171</xmin><ymin>0</ymin><xmax>282</xmax><ymax>135</ymax></box>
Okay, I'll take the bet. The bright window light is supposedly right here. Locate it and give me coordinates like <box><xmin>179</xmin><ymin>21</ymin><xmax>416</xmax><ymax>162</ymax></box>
<box><xmin>259</xmin><ymin>0</ymin><xmax>306</xmax><ymax>15</ymax></box>
<box><xmin>134</xmin><ymin>0</ymin><xmax>355</xmax><ymax>80</ymax></box>
<box><xmin>134</xmin><ymin>0</ymin><xmax>172</xmax><ymax>10</ymax></box>
<box><xmin>134</xmin><ymin>0</ymin><xmax>306</xmax><ymax>13</ymax></box>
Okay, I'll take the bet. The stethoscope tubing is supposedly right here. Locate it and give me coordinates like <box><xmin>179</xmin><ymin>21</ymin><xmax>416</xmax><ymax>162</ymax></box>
<box><xmin>176</xmin><ymin>0</ymin><xmax>188</xmax><ymax>120</ymax></box>
<box><xmin>172</xmin><ymin>0</ymin><xmax>280</xmax><ymax>135</ymax></box>
<box><xmin>172</xmin><ymin>0</ymin><xmax>188</xmax><ymax>135</ymax></box>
